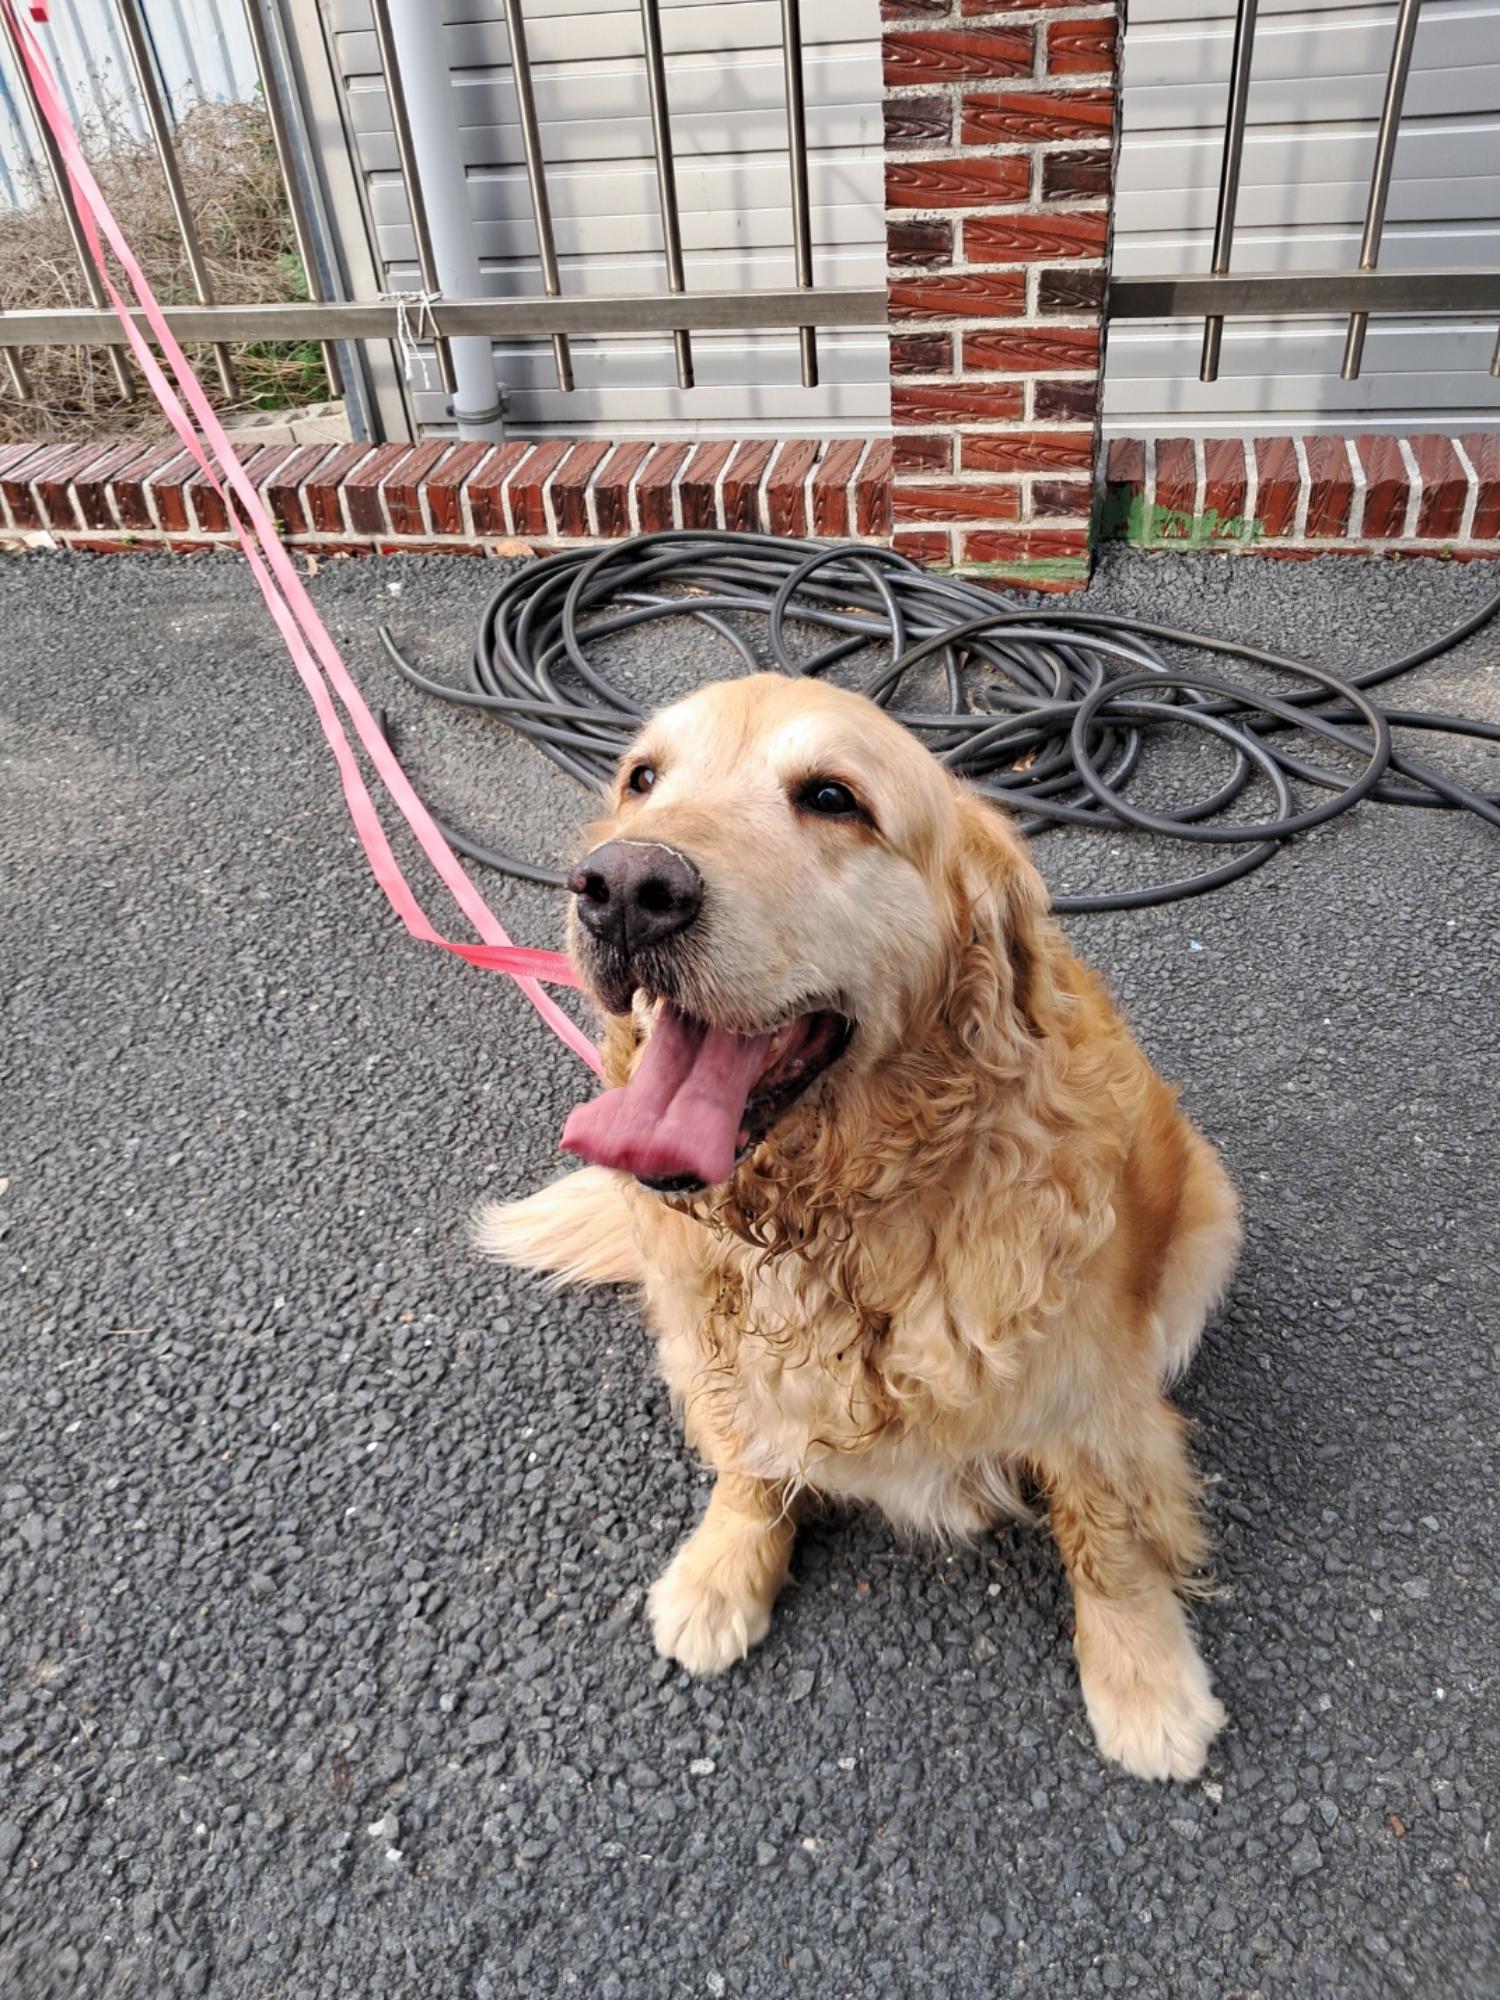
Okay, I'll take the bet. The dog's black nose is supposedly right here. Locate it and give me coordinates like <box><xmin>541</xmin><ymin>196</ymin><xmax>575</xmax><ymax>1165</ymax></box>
<box><xmin>569</xmin><ymin>840</ymin><xmax>703</xmax><ymax>951</ymax></box>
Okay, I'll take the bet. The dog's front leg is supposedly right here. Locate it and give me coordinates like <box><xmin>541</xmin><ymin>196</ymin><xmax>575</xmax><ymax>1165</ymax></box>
<box><xmin>1039</xmin><ymin>1400</ymin><xmax>1226</xmax><ymax>1782</ymax></box>
<box><xmin>648</xmin><ymin>1471</ymin><xmax>796</xmax><ymax>1676</ymax></box>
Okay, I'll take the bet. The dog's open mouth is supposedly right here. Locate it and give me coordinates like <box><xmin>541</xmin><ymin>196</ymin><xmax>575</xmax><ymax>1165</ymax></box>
<box><xmin>560</xmin><ymin>1000</ymin><xmax>852</xmax><ymax>1192</ymax></box>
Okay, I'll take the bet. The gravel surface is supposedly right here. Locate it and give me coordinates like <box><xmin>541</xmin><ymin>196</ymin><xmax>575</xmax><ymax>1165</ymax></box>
<box><xmin>1</xmin><ymin>543</ymin><xmax>1497</xmax><ymax>2000</ymax></box>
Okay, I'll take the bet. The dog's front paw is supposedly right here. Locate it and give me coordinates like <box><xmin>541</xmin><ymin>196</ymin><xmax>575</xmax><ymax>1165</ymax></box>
<box><xmin>648</xmin><ymin>1548</ymin><xmax>774</xmax><ymax>1676</ymax></box>
<box><xmin>1078</xmin><ymin>1628</ymin><xmax>1226</xmax><ymax>1782</ymax></box>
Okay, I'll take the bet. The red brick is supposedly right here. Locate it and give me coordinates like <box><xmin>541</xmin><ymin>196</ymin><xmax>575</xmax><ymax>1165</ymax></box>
<box><xmin>962</xmin><ymin>88</ymin><xmax>1114</xmax><ymax>145</ymax></box>
<box><xmin>1411</xmin><ymin>435</ymin><xmax>1467</xmax><ymax>540</ymax></box>
<box><xmin>593</xmin><ymin>441</ymin><xmax>653</xmax><ymax>535</ymax></box>
<box><xmin>508</xmin><ymin>441</ymin><xmax>575</xmax><ymax>537</ymax></box>
<box><xmin>635</xmin><ymin>443</ymin><xmax>690</xmax><ymax>533</ymax></box>
<box><xmin>1302</xmin><ymin>435</ymin><xmax>1353</xmax><ymax>539</ymax></box>
<box><xmin>887</xmin><ymin>218</ymin><xmax>954</xmax><ymax>269</ymax></box>
<box><xmin>71</xmin><ymin>441</ymin><xmax>155</xmax><ymax>530</ymax></box>
<box><xmin>424</xmin><ymin>441</ymin><xmax>495</xmax><ymax>535</ymax></box>
<box><xmin>375</xmin><ymin>540</ymin><xmax>483</xmax><ymax>557</ymax></box>
<box><xmin>882</xmin><ymin>0</ymin><xmax>953</xmax><ymax>15</ymax></box>
<box><xmin>677</xmin><ymin>442</ymin><xmax>734</xmax><ymax>530</ymax></box>
<box><xmin>961</xmin><ymin>430</ymin><xmax>1093</xmax><ymax>473</ymax></box>
<box><xmin>34</xmin><ymin>445</ymin><xmax>106</xmax><ymax>531</ymax></box>
<box><xmin>262</xmin><ymin>444</ymin><xmax>334</xmax><ymax>537</ymax></box>
<box><xmin>1046</xmin><ymin>17</ymin><xmax>1117</xmax><ymax>75</ymax></box>
<box><xmin>722</xmin><ymin>442</ymin><xmax>776</xmax><ymax>533</ymax></box>
<box><xmin>962</xmin><ymin>526</ymin><xmax>1089</xmax><ymax>563</ymax></box>
<box><xmin>301</xmin><ymin>444</ymin><xmax>374</xmax><ymax>535</ymax></box>
<box><xmin>966</xmin><ymin>213</ymin><xmax>1108</xmax><ymax>263</ymax></box>
<box><xmin>1203</xmin><ymin>438</ymin><xmax>1248</xmax><ymax>537</ymax></box>
<box><xmin>893</xmin><ymin>529</ymin><xmax>953</xmax><ymax>565</ymax></box>
<box><xmin>375</xmin><ymin>441</ymin><xmax>452</xmax><ymax>537</ymax></box>
<box><xmin>1037</xmin><ymin>268</ymin><xmax>1107</xmax><ymax>315</ymax></box>
<box><xmin>108</xmin><ymin>443</ymin><xmax>181</xmax><ymax>532</ymax></box>
<box><xmin>1106</xmin><ymin>438</ymin><xmax>1146</xmax><ymax>490</ymax></box>
<box><xmin>765</xmin><ymin>440</ymin><xmax>820</xmax><ymax>538</ymax></box>
<box><xmin>0</xmin><ymin>444</ymin><xmax>50</xmax><ymax>527</ymax></box>
<box><xmin>144</xmin><ymin>451</ymin><xmax>200</xmax><ymax>534</ymax></box>
<box><xmin>893</xmin><ymin>435</ymin><xmax>952</xmax><ymax>474</ymax></box>
<box><xmin>885</xmin><ymin>156</ymin><xmax>1030</xmax><ymax>209</ymax></box>
<box><xmin>338</xmin><ymin>443</ymin><xmax>412</xmax><ymax>536</ymax></box>
<box><xmin>857</xmin><ymin>440</ymin><xmax>894</xmax><ymax>536</ymax></box>
<box><xmin>1463</xmin><ymin>433</ymin><xmax>1500</xmax><ymax>538</ymax></box>
<box><xmin>965</xmin><ymin>326</ymin><xmax>1099</xmax><ymax>372</ymax></box>
<box><xmin>883</xmin><ymin>27</ymin><xmax>1032</xmax><ymax>84</ymax></box>
<box><xmin>1153</xmin><ymin>439</ymin><xmax>1197</xmax><ymax>537</ymax></box>
<box><xmin>184</xmin><ymin>457</ymin><xmax>232</xmax><ymax>534</ymax></box>
<box><xmin>810</xmin><ymin>440</ymin><xmax>866</xmax><ymax>538</ymax></box>
<box><xmin>891</xmin><ymin>331</ymin><xmax>953</xmax><ymax>376</ymax></box>
<box><xmin>1033</xmin><ymin>377</ymin><xmax>1101</xmax><ymax>421</ymax></box>
<box><xmin>889</xmin><ymin>273</ymin><xmax>1027</xmax><ymax>320</ymax></box>
<box><xmin>1030</xmin><ymin>476</ymin><xmax>1093</xmax><ymax>518</ymax></box>
<box><xmin>893</xmin><ymin>382</ymin><xmax>1025</xmax><ymax>427</ymax></box>
<box><xmin>893</xmin><ymin>481</ymin><xmax>1022</xmax><ymax>524</ymax></box>
<box><xmin>467</xmin><ymin>443</ymin><xmax>536</xmax><ymax>536</ymax></box>
<box><xmin>223</xmin><ymin>446</ymin><xmax>298</xmax><ymax>533</ymax></box>
<box><xmin>1253</xmin><ymin>437</ymin><xmax>1299</xmax><ymax>537</ymax></box>
<box><xmin>1041</xmin><ymin>151</ymin><xmax>1113</xmax><ymax>202</ymax></box>
<box><xmin>884</xmin><ymin>94</ymin><xmax>952</xmax><ymax>148</ymax></box>
<box><xmin>548</xmin><ymin>439</ymin><xmax>611</xmax><ymax>537</ymax></box>
<box><xmin>1356</xmin><ymin>435</ymin><xmax>1409</xmax><ymax>539</ymax></box>
<box><xmin>965</xmin><ymin>0</ymin><xmax>1099</xmax><ymax>13</ymax></box>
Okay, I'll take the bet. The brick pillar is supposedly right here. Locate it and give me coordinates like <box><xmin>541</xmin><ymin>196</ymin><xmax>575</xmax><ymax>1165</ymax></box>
<box><xmin>881</xmin><ymin>0</ymin><xmax>1121</xmax><ymax>591</ymax></box>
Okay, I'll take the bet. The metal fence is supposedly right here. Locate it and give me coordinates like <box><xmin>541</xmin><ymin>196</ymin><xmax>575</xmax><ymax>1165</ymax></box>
<box><xmin>1</xmin><ymin>0</ymin><xmax>1497</xmax><ymax>432</ymax></box>
<box><xmin>0</xmin><ymin>0</ymin><xmax>883</xmax><ymax>435</ymax></box>
<box><xmin>1108</xmin><ymin>0</ymin><xmax>1500</xmax><ymax>383</ymax></box>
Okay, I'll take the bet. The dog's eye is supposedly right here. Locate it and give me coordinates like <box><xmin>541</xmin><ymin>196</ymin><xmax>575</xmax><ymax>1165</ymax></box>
<box><xmin>626</xmin><ymin>763</ymin><xmax>656</xmax><ymax>795</ymax></box>
<box><xmin>796</xmin><ymin>778</ymin><xmax>862</xmax><ymax>819</ymax></box>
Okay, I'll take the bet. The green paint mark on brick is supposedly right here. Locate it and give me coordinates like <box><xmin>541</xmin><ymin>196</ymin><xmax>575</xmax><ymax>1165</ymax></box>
<box><xmin>952</xmin><ymin>555</ymin><xmax>1091</xmax><ymax>587</ymax></box>
<box><xmin>1100</xmin><ymin>486</ymin><xmax>1264</xmax><ymax>549</ymax></box>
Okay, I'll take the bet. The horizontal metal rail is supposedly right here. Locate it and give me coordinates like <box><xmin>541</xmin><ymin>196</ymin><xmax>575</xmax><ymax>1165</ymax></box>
<box><xmin>1111</xmin><ymin>268</ymin><xmax>1500</xmax><ymax>319</ymax></box>
<box><xmin>6</xmin><ymin>271</ymin><xmax>1496</xmax><ymax>363</ymax></box>
<box><xmin>0</xmin><ymin>288</ymin><xmax>890</xmax><ymax>347</ymax></box>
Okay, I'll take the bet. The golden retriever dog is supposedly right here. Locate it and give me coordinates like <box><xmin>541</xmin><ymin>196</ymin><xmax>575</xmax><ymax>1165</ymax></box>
<box><xmin>482</xmin><ymin>672</ymin><xmax>1240</xmax><ymax>1781</ymax></box>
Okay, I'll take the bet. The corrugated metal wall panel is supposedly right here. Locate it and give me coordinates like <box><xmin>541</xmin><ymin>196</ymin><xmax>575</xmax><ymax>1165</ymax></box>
<box><xmin>0</xmin><ymin>0</ymin><xmax>258</xmax><ymax>206</ymax></box>
<box><xmin>325</xmin><ymin>0</ymin><xmax>890</xmax><ymax>440</ymax></box>
<box><xmin>1104</xmin><ymin>0</ymin><xmax>1500</xmax><ymax>435</ymax></box>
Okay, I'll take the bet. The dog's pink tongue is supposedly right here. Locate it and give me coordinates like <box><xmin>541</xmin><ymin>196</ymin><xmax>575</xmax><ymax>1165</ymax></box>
<box><xmin>561</xmin><ymin>1004</ymin><xmax>772</xmax><ymax>1187</ymax></box>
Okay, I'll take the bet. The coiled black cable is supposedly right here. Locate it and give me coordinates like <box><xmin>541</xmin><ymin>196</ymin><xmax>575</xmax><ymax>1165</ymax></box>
<box><xmin>377</xmin><ymin>529</ymin><xmax>1500</xmax><ymax>914</ymax></box>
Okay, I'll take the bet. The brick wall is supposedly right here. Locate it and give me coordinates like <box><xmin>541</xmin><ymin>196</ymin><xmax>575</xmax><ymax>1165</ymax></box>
<box><xmin>882</xmin><ymin>0</ymin><xmax>1121</xmax><ymax>591</ymax></box>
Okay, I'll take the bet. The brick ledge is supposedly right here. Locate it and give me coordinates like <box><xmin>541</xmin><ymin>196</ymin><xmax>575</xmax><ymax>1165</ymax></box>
<box><xmin>1103</xmin><ymin>435</ymin><xmax>1500</xmax><ymax>557</ymax></box>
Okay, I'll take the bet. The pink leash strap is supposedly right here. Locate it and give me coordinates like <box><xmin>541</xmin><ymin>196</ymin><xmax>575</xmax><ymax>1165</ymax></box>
<box><xmin>6</xmin><ymin>0</ymin><xmax>602</xmax><ymax>1076</ymax></box>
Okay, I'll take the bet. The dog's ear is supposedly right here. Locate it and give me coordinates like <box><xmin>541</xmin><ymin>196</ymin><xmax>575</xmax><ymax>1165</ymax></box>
<box><xmin>946</xmin><ymin>786</ymin><xmax>1059</xmax><ymax>1052</ymax></box>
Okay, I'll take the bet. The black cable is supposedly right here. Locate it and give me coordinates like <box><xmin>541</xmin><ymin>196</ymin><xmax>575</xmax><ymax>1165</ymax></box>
<box><xmin>375</xmin><ymin>529</ymin><xmax>1500</xmax><ymax>914</ymax></box>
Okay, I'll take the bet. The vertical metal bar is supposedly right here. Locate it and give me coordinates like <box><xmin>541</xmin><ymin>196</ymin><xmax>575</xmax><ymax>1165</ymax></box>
<box><xmin>2</xmin><ymin>347</ymin><xmax>32</xmax><ymax>401</ymax></box>
<box><xmin>780</xmin><ymin>0</ymin><xmax>816</xmax><ymax>389</ymax></box>
<box><xmin>1490</xmin><ymin>325</ymin><xmax>1500</xmax><ymax>378</ymax></box>
<box><xmin>500</xmin><ymin>0</ymin><xmax>572</xmax><ymax>392</ymax></box>
<box><xmin>1199</xmin><ymin>0</ymin><xmax>1259</xmax><ymax>384</ymax></box>
<box><xmin>0</xmin><ymin>3</ymin><xmax>135</xmax><ymax>402</ymax></box>
<box><xmin>1341</xmin><ymin>0</ymin><xmax>1422</xmax><ymax>381</ymax></box>
<box><xmin>115</xmin><ymin>0</ymin><xmax>238</xmax><ymax>398</ymax></box>
<box><xmin>637</xmin><ymin>0</ymin><xmax>692</xmax><ymax>390</ymax></box>
<box><xmin>241</xmin><ymin>0</ymin><xmax>342</xmax><ymax>398</ymax></box>
<box><xmin>366</xmin><ymin>0</ymin><xmax>457</xmax><ymax>397</ymax></box>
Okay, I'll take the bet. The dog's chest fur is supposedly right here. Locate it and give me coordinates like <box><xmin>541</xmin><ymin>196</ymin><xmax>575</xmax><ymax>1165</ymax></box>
<box><xmin>635</xmin><ymin>1197</ymin><xmax>1057</xmax><ymax>1539</ymax></box>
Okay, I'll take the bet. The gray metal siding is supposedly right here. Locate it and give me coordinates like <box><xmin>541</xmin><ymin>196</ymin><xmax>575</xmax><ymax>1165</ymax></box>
<box><xmin>0</xmin><ymin>0</ymin><xmax>259</xmax><ymax>207</ymax></box>
<box><xmin>324</xmin><ymin>0</ymin><xmax>890</xmax><ymax>439</ymax></box>
<box><xmin>1104</xmin><ymin>0</ymin><xmax>1500</xmax><ymax>435</ymax></box>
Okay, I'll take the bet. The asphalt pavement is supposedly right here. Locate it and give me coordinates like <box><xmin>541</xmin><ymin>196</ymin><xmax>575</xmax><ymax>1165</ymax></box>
<box><xmin>1</xmin><ymin>542</ymin><xmax>1497</xmax><ymax>1999</ymax></box>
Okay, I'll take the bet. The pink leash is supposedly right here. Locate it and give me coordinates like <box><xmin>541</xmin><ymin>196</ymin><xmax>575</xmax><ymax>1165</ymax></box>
<box><xmin>6</xmin><ymin>0</ymin><xmax>602</xmax><ymax>1075</ymax></box>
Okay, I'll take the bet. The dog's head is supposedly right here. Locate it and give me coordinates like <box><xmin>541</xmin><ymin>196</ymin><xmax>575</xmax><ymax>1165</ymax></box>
<box><xmin>559</xmin><ymin>673</ymin><xmax>1052</xmax><ymax>1195</ymax></box>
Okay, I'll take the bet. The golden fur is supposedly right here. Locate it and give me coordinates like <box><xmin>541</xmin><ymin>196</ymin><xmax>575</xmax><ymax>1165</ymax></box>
<box><xmin>482</xmin><ymin>674</ymin><xmax>1241</xmax><ymax>1781</ymax></box>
